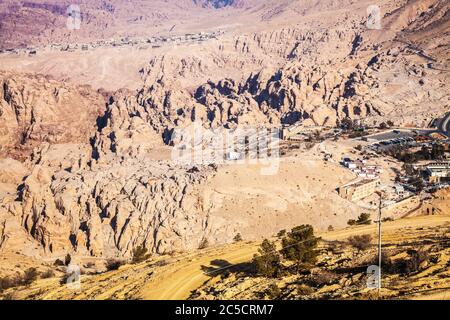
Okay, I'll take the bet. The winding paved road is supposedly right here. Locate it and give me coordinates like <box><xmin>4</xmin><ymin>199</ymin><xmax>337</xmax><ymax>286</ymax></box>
<box><xmin>437</xmin><ymin>112</ymin><xmax>450</xmax><ymax>138</ymax></box>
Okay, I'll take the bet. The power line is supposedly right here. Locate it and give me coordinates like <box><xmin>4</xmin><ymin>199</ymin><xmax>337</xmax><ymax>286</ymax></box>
<box><xmin>376</xmin><ymin>190</ymin><xmax>383</xmax><ymax>295</ymax></box>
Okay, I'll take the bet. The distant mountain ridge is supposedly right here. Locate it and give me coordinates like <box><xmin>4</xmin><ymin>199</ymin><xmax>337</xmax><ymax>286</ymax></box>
<box><xmin>0</xmin><ymin>0</ymin><xmax>253</xmax><ymax>49</ymax></box>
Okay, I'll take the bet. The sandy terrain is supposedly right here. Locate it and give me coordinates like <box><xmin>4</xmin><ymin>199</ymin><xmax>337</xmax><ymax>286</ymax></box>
<box><xmin>0</xmin><ymin>48</ymin><xmax>150</xmax><ymax>91</ymax></box>
<box><xmin>204</xmin><ymin>146</ymin><xmax>361</xmax><ymax>241</ymax></box>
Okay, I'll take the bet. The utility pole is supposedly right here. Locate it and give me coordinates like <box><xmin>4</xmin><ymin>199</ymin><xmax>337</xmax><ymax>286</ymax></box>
<box><xmin>376</xmin><ymin>191</ymin><xmax>383</xmax><ymax>296</ymax></box>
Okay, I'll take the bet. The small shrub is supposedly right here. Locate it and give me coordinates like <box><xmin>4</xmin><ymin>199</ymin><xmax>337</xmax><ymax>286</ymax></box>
<box><xmin>132</xmin><ymin>246</ymin><xmax>151</xmax><ymax>263</ymax></box>
<box><xmin>348</xmin><ymin>213</ymin><xmax>371</xmax><ymax>226</ymax></box>
<box><xmin>297</xmin><ymin>284</ymin><xmax>314</xmax><ymax>296</ymax></box>
<box><xmin>154</xmin><ymin>260</ymin><xmax>169</xmax><ymax>267</ymax></box>
<box><xmin>277</xmin><ymin>230</ymin><xmax>286</xmax><ymax>238</ymax></box>
<box><xmin>106</xmin><ymin>259</ymin><xmax>124</xmax><ymax>271</ymax></box>
<box><xmin>0</xmin><ymin>276</ymin><xmax>18</xmax><ymax>292</ymax></box>
<box><xmin>348</xmin><ymin>234</ymin><xmax>372</xmax><ymax>251</ymax></box>
<box><xmin>233</xmin><ymin>233</ymin><xmax>243</xmax><ymax>242</ymax></box>
<box><xmin>23</xmin><ymin>268</ymin><xmax>38</xmax><ymax>286</ymax></box>
<box><xmin>40</xmin><ymin>269</ymin><xmax>55</xmax><ymax>279</ymax></box>
<box><xmin>356</xmin><ymin>213</ymin><xmax>372</xmax><ymax>225</ymax></box>
<box><xmin>328</xmin><ymin>225</ymin><xmax>334</xmax><ymax>232</ymax></box>
<box><xmin>0</xmin><ymin>268</ymin><xmax>40</xmax><ymax>291</ymax></box>
<box><xmin>54</xmin><ymin>259</ymin><xmax>65</xmax><ymax>266</ymax></box>
<box><xmin>266</xmin><ymin>283</ymin><xmax>281</xmax><ymax>299</ymax></box>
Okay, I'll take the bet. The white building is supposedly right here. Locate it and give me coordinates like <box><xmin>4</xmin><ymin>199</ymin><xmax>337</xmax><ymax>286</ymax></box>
<box><xmin>426</xmin><ymin>162</ymin><xmax>450</xmax><ymax>183</ymax></box>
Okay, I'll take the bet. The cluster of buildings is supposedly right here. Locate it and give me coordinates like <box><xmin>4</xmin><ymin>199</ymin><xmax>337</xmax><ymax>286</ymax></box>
<box><xmin>338</xmin><ymin>156</ymin><xmax>383</xmax><ymax>202</ymax></box>
<box><xmin>397</xmin><ymin>161</ymin><xmax>450</xmax><ymax>188</ymax></box>
<box><xmin>340</xmin><ymin>126</ymin><xmax>450</xmax><ymax>204</ymax></box>
<box><xmin>366</xmin><ymin>129</ymin><xmax>449</xmax><ymax>155</ymax></box>
<box><xmin>341</xmin><ymin>157</ymin><xmax>382</xmax><ymax>179</ymax></box>
<box><xmin>0</xmin><ymin>30</ymin><xmax>225</xmax><ymax>56</ymax></box>
<box><xmin>367</xmin><ymin>135</ymin><xmax>418</xmax><ymax>152</ymax></box>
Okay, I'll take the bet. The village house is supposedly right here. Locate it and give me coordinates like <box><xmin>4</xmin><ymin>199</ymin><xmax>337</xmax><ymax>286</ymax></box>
<box><xmin>339</xmin><ymin>179</ymin><xmax>381</xmax><ymax>201</ymax></box>
<box><xmin>426</xmin><ymin>162</ymin><xmax>450</xmax><ymax>183</ymax></box>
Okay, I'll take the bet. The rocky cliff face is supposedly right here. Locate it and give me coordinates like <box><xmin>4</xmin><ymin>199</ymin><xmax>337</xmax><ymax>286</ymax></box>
<box><xmin>0</xmin><ymin>72</ymin><xmax>106</xmax><ymax>160</ymax></box>
<box><xmin>106</xmin><ymin>46</ymin><xmax>447</xmax><ymax>141</ymax></box>
<box><xmin>0</xmin><ymin>72</ymin><xmax>218</xmax><ymax>260</ymax></box>
<box><xmin>0</xmin><ymin>141</ymin><xmax>217</xmax><ymax>258</ymax></box>
<box><xmin>131</xmin><ymin>0</ymin><xmax>449</xmax><ymax>130</ymax></box>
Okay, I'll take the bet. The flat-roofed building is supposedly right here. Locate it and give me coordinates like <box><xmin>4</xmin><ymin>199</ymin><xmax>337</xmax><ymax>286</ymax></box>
<box><xmin>426</xmin><ymin>162</ymin><xmax>450</xmax><ymax>183</ymax></box>
<box><xmin>339</xmin><ymin>179</ymin><xmax>381</xmax><ymax>201</ymax></box>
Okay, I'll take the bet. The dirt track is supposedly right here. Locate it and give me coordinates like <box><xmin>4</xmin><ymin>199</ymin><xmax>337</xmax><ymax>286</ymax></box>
<box><xmin>141</xmin><ymin>243</ymin><xmax>260</xmax><ymax>300</ymax></box>
<box><xmin>145</xmin><ymin>214</ymin><xmax>450</xmax><ymax>300</ymax></box>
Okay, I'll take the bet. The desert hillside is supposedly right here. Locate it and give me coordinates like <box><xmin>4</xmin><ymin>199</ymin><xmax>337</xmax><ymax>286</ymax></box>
<box><xmin>1</xmin><ymin>213</ymin><xmax>449</xmax><ymax>300</ymax></box>
<box><xmin>0</xmin><ymin>0</ymin><xmax>449</xmax><ymax>300</ymax></box>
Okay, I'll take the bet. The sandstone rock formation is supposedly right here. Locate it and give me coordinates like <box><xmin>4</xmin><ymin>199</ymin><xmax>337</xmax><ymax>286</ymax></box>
<box><xmin>0</xmin><ymin>0</ymin><xmax>448</xmax><ymax>266</ymax></box>
<box><xmin>0</xmin><ymin>141</ymin><xmax>218</xmax><ymax>258</ymax></box>
<box><xmin>0</xmin><ymin>72</ymin><xmax>106</xmax><ymax>160</ymax></box>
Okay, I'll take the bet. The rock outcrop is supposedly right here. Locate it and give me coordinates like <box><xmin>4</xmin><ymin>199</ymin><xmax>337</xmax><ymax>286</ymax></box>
<box><xmin>0</xmin><ymin>72</ymin><xmax>106</xmax><ymax>160</ymax></box>
<box><xmin>0</xmin><ymin>142</ymin><xmax>217</xmax><ymax>258</ymax></box>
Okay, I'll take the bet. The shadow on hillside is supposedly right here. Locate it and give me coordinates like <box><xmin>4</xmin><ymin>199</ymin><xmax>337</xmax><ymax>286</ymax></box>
<box><xmin>200</xmin><ymin>259</ymin><xmax>255</xmax><ymax>277</ymax></box>
<box><xmin>332</xmin><ymin>265</ymin><xmax>369</xmax><ymax>275</ymax></box>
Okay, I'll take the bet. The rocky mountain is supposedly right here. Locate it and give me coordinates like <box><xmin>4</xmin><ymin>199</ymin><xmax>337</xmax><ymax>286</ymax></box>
<box><xmin>0</xmin><ymin>0</ymin><xmax>448</xmax><ymax>268</ymax></box>
<box><xmin>0</xmin><ymin>0</ymin><xmax>204</xmax><ymax>49</ymax></box>
<box><xmin>130</xmin><ymin>0</ymin><xmax>449</xmax><ymax>129</ymax></box>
